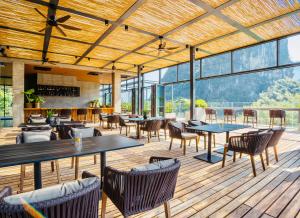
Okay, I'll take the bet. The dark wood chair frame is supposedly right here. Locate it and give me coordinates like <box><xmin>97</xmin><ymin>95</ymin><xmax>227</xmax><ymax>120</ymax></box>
<box><xmin>168</xmin><ymin>122</ymin><xmax>200</xmax><ymax>155</ymax></box>
<box><xmin>205</xmin><ymin>108</ymin><xmax>217</xmax><ymax>123</ymax></box>
<box><xmin>141</xmin><ymin>120</ymin><xmax>163</xmax><ymax>143</ymax></box>
<box><xmin>243</xmin><ymin>109</ymin><xmax>258</xmax><ymax>127</ymax></box>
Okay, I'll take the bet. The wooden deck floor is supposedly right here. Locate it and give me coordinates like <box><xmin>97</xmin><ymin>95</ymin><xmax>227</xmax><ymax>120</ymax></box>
<box><xmin>0</xmin><ymin>126</ymin><xmax>299</xmax><ymax>218</ymax></box>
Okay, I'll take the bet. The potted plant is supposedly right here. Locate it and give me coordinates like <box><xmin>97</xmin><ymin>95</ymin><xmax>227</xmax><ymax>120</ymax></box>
<box><xmin>23</xmin><ymin>89</ymin><xmax>35</xmax><ymax>108</ymax></box>
<box><xmin>195</xmin><ymin>99</ymin><xmax>208</xmax><ymax>121</ymax></box>
<box><xmin>143</xmin><ymin>110</ymin><xmax>149</xmax><ymax>120</ymax></box>
<box><xmin>34</xmin><ymin>95</ymin><xmax>45</xmax><ymax>108</ymax></box>
<box><xmin>46</xmin><ymin>109</ymin><xmax>55</xmax><ymax>125</ymax></box>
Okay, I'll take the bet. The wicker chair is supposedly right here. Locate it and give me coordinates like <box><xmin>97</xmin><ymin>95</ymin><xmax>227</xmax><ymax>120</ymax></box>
<box><xmin>222</xmin><ymin>131</ymin><xmax>273</xmax><ymax>177</ymax></box>
<box><xmin>243</xmin><ymin>109</ymin><xmax>257</xmax><ymax>127</ymax></box>
<box><xmin>252</xmin><ymin>128</ymin><xmax>285</xmax><ymax>165</ymax></box>
<box><xmin>269</xmin><ymin>109</ymin><xmax>286</xmax><ymax>127</ymax></box>
<box><xmin>68</xmin><ymin>128</ymin><xmax>102</xmax><ymax>179</ymax></box>
<box><xmin>57</xmin><ymin>123</ymin><xmax>85</xmax><ymax>140</ymax></box>
<box><xmin>187</xmin><ymin>120</ymin><xmax>216</xmax><ymax>149</ymax></box>
<box><xmin>99</xmin><ymin>113</ymin><xmax>108</xmax><ymax>127</ymax></box>
<box><xmin>107</xmin><ymin>115</ymin><xmax>119</xmax><ymax>130</ymax></box>
<box><xmin>119</xmin><ymin>116</ymin><xmax>136</xmax><ymax>136</ymax></box>
<box><xmin>168</xmin><ymin>122</ymin><xmax>199</xmax><ymax>155</ymax></box>
<box><xmin>16</xmin><ymin>131</ymin><xmax>61</xmax><ymax>193</ymax></box>
<box><xmin>205</xmin><ymin>108</ymin><xmax>217</xmax><ymax>123</ymax></box>
<box><xmin>140</xmin><ymin>120</ymin><xmax>162</xmax><ymax>143</ymax></box>
<box><xmin>0</xmin><ymin>171</ymin><xmax>100</xmax><ymax>218</ymax></box>
<box><xmin>161</xmin><ymin>118</ymin><xmax>176</xmax><ymax>140</ymax></box>
<box><xmin>101</xmin><ymin>157</ymin><xmax>180</xmax><ymax>218</ymax></box>
<box><xmin>223</xmin><ymin>109</ymin><xmax>236</xmax><ymax>123</ymax></box>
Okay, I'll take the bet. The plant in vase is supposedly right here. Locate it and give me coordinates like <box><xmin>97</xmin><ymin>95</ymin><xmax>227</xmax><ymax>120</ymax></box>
<box><xmin>34</xmin><ymin>95</ymin><xmax>45</xmax><ymax>108</ymax></box>
<box><xmin>46</xmin><ymin>109</ymin><xmax>55</xmax><ymax>125</ymax></box>
<box><xmin>22</xmin><ymin>89</ymin><xmax>35</xmax><ymax>108</ymax></box>
<box><xmin>143</xmin><ymin>110</ymin><xmax>149</xmax><ymax>120</ymax></box>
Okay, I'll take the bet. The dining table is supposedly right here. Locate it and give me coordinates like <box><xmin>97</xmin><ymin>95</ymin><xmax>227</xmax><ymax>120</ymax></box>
<box><xmin>187</xmin><ymin>123</ymin><xmax>250</xmax><ymax>163</ymax></box>
<box><xmin>0</xmin><ymin>135</ymin><xmax>143</xmax><ymax>190</ymax></box>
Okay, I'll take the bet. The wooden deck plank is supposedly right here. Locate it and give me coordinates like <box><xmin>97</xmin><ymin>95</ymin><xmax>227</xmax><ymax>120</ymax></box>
<box><xmin>0</xmin><ymin>127</ymin><xmax>299</xmax><ymax>218</ymax></box>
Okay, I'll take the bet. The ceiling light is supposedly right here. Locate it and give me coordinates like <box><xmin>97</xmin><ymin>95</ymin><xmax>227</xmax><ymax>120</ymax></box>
<box><xmin>105</xmin><ymin>20</ymin><xmax>109</xmax><ymax>26</ymax></box>
<box><xmin>196</xmin><ymin>48</ymin><xmax>199</xmax><ymax>52</ymax></box>
<box><xmin>125</xmin><ymin>25</ymin><xmax>129</xmax><ymax>31</ymax></box>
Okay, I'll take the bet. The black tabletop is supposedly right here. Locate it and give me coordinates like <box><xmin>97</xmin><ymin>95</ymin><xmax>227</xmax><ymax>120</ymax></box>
<box><xmin>128</xmin><ymin>117</ymin><xmax>165</xmax><ymax>122</ymax></box>
<box><xmin>0</xmin><ymin>135</ymin><xmax>143</xmax><ymax>168</ymax></box>
<box><xmin>187</xmin><ymin>123</ymin><xmax>249</xmax><ymax>133</ymax></box>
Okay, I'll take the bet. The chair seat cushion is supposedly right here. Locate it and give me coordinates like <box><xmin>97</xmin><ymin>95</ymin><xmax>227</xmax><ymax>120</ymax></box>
<box><xmin>71</xmin><ymin>127</ymin><xmax>94</xmax><ymax>138</ymax></box>
<box><xmin>3</xmin><ymin>177</ymin><xmax>98</xmax><ymax>205</ymax></box>
<box><xmin>30</xmin><ymin>117</ymin><xmax>46</xmax><ymax>124</ymax></box>
<box><xmin>125</xmin><ymin>123</ymin><xmax>136</xmax><ymax>126</ymax></box>
<box><xmin>131</xmin><ymin>159</ymin><xmax>176</xmax><ymax>171</ymax></box>
<box><xmin>57</xmin><ymin>117</ymin><xmax>71</xmax><ymax>122</ymax></box>
<box><xmin>23</xmin><ymin>130</ymin><xmax>52</xmax><ymax>143</ymax></box>
<box><xmin>30</xmin><ymin>114</ymin><xmax>41</xmax><ymax>118</ymax></box>
<box><xmin>181</xmin><ymin>132</ymin><xmax>198</xmax><ymax>139</ymax></box>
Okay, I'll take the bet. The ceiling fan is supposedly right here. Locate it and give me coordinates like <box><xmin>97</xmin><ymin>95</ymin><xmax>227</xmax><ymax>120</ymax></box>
<box><xmin>146</xmin><ymin>36</ymin><xmax>179</xmax><ymax>56</ymax></box>
<box><xmin>35</xmin><ymin>8</ymin><xmax>81</xmax><ymax>37</ymax></box>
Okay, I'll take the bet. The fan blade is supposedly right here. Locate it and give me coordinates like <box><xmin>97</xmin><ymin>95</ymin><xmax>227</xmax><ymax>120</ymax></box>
<box><xmin>148</xmin><ymin>46</ymin><xmax>158</xmax><ymax>49</ymax></box>
<box><xmin>166</xmin><ymin>46</ymin><xmax>179</xmax><ymax>50</ymax></box>
<box><xmin>56</xmin><ymin>15</ymin><xmax>71</xmax><ymax>23</ymax></box>
<box><xmin>158</xmin><ymin>50</ymin><xmax>161</xmax><ymax>56</ymax></box>
<box><xmin>163</xmin><ymin>49</ymin><xmax>172</xmax><ymax>54</ymax></box>
<box><xmin>59</xmin><ymin>24</ymin><xmax>81</xmax><ymax>31</ymax></box>
<box><xmin>161</xmin><ymin>41</ymin><xmax>166</xmax><ymax>49</ymax></box>
<box><xmin>56</xmin><ymin>26</ymin><xmax>67</xmax><ymax>37</ymax></box>
<box><xmin>35</xmin><ymin>8</ymin><xmax>47</xmax><ymax>19</ymax></box>
<box><xmin>38</xmin><ymin>27</ymin><xmax>47</xmax><ymax>32</ymax></box>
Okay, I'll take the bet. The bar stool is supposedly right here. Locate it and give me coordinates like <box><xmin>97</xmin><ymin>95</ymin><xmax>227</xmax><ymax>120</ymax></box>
<box><xmin>243</xmin><ymin>109</ymin><xmax>257</xmax><ymax>126</ymax></box>
<box><xmin>77</xmin><ymin>109</ymin><xmax>88</xmax><ymax>122</ymax></box>
<box><xmin>92</xmin><ymin>108</ymin><xmax>101</xmax><ymax>123</ymax></box>
<box><xmin>269</xmin><ymin>109</ymin><xmax>286</xmax><ymax>127</ymax></box>
<box><xmin>224</xmin><ymin>109</ymin><xmax>236</xmax><ymax>123</ymax></box>
<box><xmin>205</xmin><ymin>108</ymin><xmax>217</xmax><ymax>123</ymax></box>
<box><xmin>60</xmin><ymin>109</ymin><xmax>72</xmax><ymax>117</ymax></box>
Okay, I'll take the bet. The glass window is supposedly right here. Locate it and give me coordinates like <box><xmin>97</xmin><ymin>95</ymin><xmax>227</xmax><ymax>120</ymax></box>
<box><xmin>196</xmin><ymin>66</ymin><xmax>300</xmax><ymax>127</ymax></box>
<box><xmin>161</xmin><ymin>66</ymin><xmax>177</xmax><ymax>83</ymax></box>
<box><xmin>202</xmin><ymin>52</ymin><xmax>231</xmax><ymax>77</ymax></box>
<box><xmin>126</xmin><ymin>78</ymin><xmax>135</xmax><ymax>89</ymax></box>
<box><xmin>143</xmin><ymin>70</ymin><xmax>159</xmax><ymax>87</ymax></box>
<box><xmin>233</xmin><ymin>41</ymin><xmax>277</xmax><ymax>72</ymax></box>
<box><xmin>178</xmin><ymin>62</ymin><xmax>190</xmax><ymax>81</ymax></box>
<box><xmin>195</xmin><ymin>60</ymin><xmax>200</xmax><ymax>79</ymax></box>
<box><xmin>279</xmin><ymin>34</ymin><xmax>300</xmax><ymax>65</ymax></box>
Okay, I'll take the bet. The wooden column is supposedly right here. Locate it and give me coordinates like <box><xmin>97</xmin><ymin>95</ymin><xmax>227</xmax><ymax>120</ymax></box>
<box><xmin>12</xmin><ymin>62</ymin><xmax>25</xmax><ymax>126</ymax></box>
<box><xmin>190</xmin><ymin>46</ymin><xmax>195</xmax><ymax>120</ymax></box>
<box><xmin>112</xmin><ymin>72</ymin><xmax>121</xmax><ymax>113</ymax></box>
<box><xmin>137</xmin><ymin>65</ymin><xmax>142</xmax><ymax>114</ymax></box>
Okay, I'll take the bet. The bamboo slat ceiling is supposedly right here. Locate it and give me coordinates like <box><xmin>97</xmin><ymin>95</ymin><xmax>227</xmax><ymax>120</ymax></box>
<box><xmin>0</xmin><ymin>0</ymin><xmax>300</xmax><ymax>74</ymax></box>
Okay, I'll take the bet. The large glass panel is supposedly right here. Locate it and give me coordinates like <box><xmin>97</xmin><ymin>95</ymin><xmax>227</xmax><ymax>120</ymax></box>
<box><xmin>196</xmin><ymin>66</ymin><xmax>300</xmax><ymax>128</ymax></box>
<box><xmin>279</xmin><ymin>34</ymin><xmax>300</xmax><ymax>65</ymax></box>
<box><xmin>121</xmin><ymin>90</ymin><xmax>132</xmax><ymax>113</ymax></box>
<box><xmin>202</xmin><ymin>52</ymin><xmax>231</xmax><ymax>77</ymax></box>
<box><xmin>233</xmin><ymin>41</ymin><xmax>277</xmax><ymax>72</ymax></box>
<box><xmin>164</xmin><ymin>82</ymin><xmax>190</xmax><ymax>120</ymax></box>
<box><xmin>0</xmin><ymin>66</ymin><xmax>13</xmax><ymax>127</ymax></box>
<box><xmin>143</xmin><ymin>70</ymin><xmax>159</xmax><ymax>87</ymax></box>
<box><xmin>142</xmin><ymin>87</ymin><xmax>151</xmax><ymax>114</ymax></box>
<box><xmin>126</xmin><ymin>78</ymin><xmax>135</xmax><ymax>89</ymax></box>
<box><xmin>178</xmin><ymin>62</ymin><xmax>190</xmax><ymax>81</ymax></box>
<box><xmin>161</xmin><ymin>66</ymin><xmax>177</xmax><ymax>83</ymax></box>
<box><xmin>195</xmin><ymin>60</ymin><xmax>200</xmax><ymax>79</ymax></box>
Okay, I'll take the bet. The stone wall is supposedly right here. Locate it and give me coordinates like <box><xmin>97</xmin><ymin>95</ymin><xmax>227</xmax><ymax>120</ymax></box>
<box><xmin>37</xmin><ymin>73</ymin><xmax>100</xmax><ymax>108</ymax></box>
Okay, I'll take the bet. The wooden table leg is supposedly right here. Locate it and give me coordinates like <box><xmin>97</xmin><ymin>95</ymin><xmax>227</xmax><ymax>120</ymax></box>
<box><xmin>34</xmin><ymin>162</ymin><xmax>42</xmax><ymax>190</ymax></box>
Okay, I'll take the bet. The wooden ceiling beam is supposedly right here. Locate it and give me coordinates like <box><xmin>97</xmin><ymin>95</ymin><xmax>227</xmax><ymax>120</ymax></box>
<box><xmin>41</xmin><ymin>0</ymin><xmax>59</xmax><ymax>61</ymax></box>
<box><xmin>188</xmin><ymin>0</ymin><xmax>263</xmax><ymax>42</ymax></box>
<box><xmin>138</xmin><ymin>8</ymin><xmax>300</xmax><ymax>71</ymax></box>
<box><xmin>103</xmin><ymin>0</ymin><xmax>242</xmax><ymax>68</ymax></box>
<box><xmin>74</xmin><ymin>0</ymin><xmax>148</xmax><ymax>64</ymax></box>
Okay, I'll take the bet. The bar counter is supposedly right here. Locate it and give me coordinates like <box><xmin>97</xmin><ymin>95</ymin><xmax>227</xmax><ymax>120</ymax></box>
<box><xmin>24</xmin><ymin>107</ymin><xmax>114</xmax><ymax>122</ymax></box>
